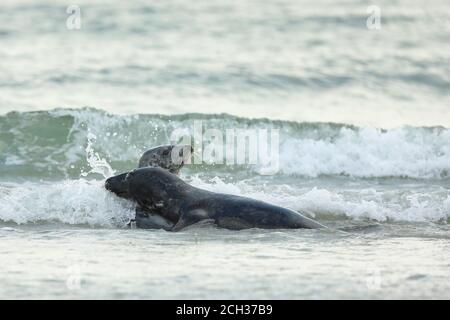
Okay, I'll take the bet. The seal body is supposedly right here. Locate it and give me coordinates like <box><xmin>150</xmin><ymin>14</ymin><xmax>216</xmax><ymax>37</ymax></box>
<box><xmin>134</xmin><ymin>206</ymin><xmax>174</xmax><ymax>230</ymax></box>
<box><xmin>105</xmin><ymin>167</ymin><xmax>326</xmax><ymax>231</ymax></box>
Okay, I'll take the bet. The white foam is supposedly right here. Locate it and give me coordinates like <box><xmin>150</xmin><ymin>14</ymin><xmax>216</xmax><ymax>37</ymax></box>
<box><xmin>0</xmin><ymin>176</ymin><xmax>447</xmax><ymax>226</ymax></box>
<box><xmin>0</xmin><ymin>180</ymin><xmax>135</xmax><ymax>227</ymax></box>
<box><xmin>189</xmin><ymin>176</ymin><xmax>450</xmax><ymax>223</ymax></box>
<box><xmin>280</xmin><ymin>127</ymin><xmax>450</xmax><ymax>178</ymax></box>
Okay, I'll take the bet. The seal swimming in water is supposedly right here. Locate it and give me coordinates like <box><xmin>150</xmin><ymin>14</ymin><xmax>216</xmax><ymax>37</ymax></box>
<box><xmin>105</xmin><ymin>167</ymin><xmax>326</xmax><ymax>231</ymax></box>
<box><xmin>138</xmin><ymin>144</ymin><xmax>193</xmax><ymax>175</ymax></box>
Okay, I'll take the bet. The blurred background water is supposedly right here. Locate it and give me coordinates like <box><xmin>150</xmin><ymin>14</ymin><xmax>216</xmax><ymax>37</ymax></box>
<box><xmin>0</xmin><ymin>0</ymin><xmax>449</xmax><ymax>299</ymax></box>
<box><xmin>0</xmin><ymin>0</ymin><xmax>449</xmax><ymax>127</ymax></box>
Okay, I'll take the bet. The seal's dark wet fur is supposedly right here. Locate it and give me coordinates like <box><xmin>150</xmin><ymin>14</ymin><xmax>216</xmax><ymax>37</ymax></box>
<box><xmin>106</xmin><ymin>167</ymin><xmax>326</xmax><ymax>231</ymax></box>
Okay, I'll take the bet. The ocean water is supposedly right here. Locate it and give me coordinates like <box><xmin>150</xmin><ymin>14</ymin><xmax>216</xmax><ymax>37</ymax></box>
<box><xmin>0</xmin><ymin>0</ymin><xmax>449</xmax><ymax>299</ymax></box>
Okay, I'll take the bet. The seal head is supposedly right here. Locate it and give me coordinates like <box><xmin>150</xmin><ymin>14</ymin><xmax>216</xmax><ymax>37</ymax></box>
<box><xmin>105</xmin><ymin>172</ymin><xmax>130</xmax><ymax>199</ymax></box>
<box><xmin>138</xmin><ymin>144</ymin><xmax>193</xmax><ymax>174</ymax></box>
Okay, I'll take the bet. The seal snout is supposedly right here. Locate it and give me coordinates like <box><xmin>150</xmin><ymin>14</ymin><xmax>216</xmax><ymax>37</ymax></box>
<box><xmin>104</xmin><ymin>177</ymin><xmax>113</xmax><ymax>191</ymax></box>
<box><xmin>104</xmin><ymin>172</ymin><xmax>131</xmax><ymax>198</ymax></box>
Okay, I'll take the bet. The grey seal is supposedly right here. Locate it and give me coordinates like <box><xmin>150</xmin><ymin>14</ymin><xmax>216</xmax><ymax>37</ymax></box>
<box><xmin>138</xmin><ymin>144</ymin><xmax>193</xmax><ymax>174</ymax></box>
<box><xmin>105</xmin><ymin>167</ymin><xmax>326</xmax><ymax>231</ymax></box>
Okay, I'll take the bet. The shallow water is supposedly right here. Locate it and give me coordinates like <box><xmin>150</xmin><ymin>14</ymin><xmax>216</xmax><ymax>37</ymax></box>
<box><xmin>1</xmin><ymin>222</ymin><xmax>449</xmax><ymax>299</ymax></box>
<box><xmin>0</xmin><ymin>170</ymin><xmax>449</xmax><ymax>299</ymax></box>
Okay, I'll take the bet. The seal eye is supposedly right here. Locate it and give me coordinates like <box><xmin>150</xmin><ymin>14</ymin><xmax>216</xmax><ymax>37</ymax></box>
<box><xmin>125</xmin><ymin>170</ymin><xmax>136</xmax><ymax>181</ymax></box>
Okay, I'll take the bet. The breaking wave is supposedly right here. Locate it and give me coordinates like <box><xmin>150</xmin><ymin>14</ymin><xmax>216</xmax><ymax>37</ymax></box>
<box><xmin>0</xmin><ymin>107</ymin><xmax>449</xmax><ymax>179</ymax></box>
<box><xmin>0</xmin><ymin>177</ymin><xmax>448</xmax><ymax>226</ymax></box>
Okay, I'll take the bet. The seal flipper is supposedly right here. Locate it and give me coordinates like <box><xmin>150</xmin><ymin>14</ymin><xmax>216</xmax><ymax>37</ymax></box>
<box><xmin>135</xmin><ymin>206</ymin><xmax>174</xmax><ymax>231</ymax></box>
<box><xmin>171</xmin><ymin>209</ymin><xmax>210</xmax><ymax>232</ymax></box>
<box><xmin>292</xmin><ymin>209</ymin><xmax>328</xmax><ymax>229</ymax></box>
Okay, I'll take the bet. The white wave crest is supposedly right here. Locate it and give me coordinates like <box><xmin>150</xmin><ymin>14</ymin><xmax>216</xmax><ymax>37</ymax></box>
<box><xmin>189</xmin><ymin>176</ymin><xmax>450</xmax><ymax>223</ymax></box>
<box><xmin>0</xmin><ymin>176</ymin><xmax>448</xmax><ymax>226</ymax></box>
<box><xmin>0</xmin><ymin>180</ymin><xmax>135</xmax><ymax>227</ymax></box>
<box><xmin>2</xmin><ymin>108</ymin><xmax>450</xmax><ymax>179</ymax></box>
<box><xmin>280</xmin><ymin>127</ymin><xmax>450</xmax><ymax>178</ymax></box>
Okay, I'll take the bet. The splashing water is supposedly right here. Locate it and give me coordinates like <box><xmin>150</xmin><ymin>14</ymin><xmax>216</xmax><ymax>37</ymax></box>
<box><xmin>81</xmin><ymin>131</ymin><xmax>116</xmax><ymax>179</ymax></box>
<box><xmin>0</xmin><ymin>108</ymin><xmax>449</xmax><ymax>225</ymax></box>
